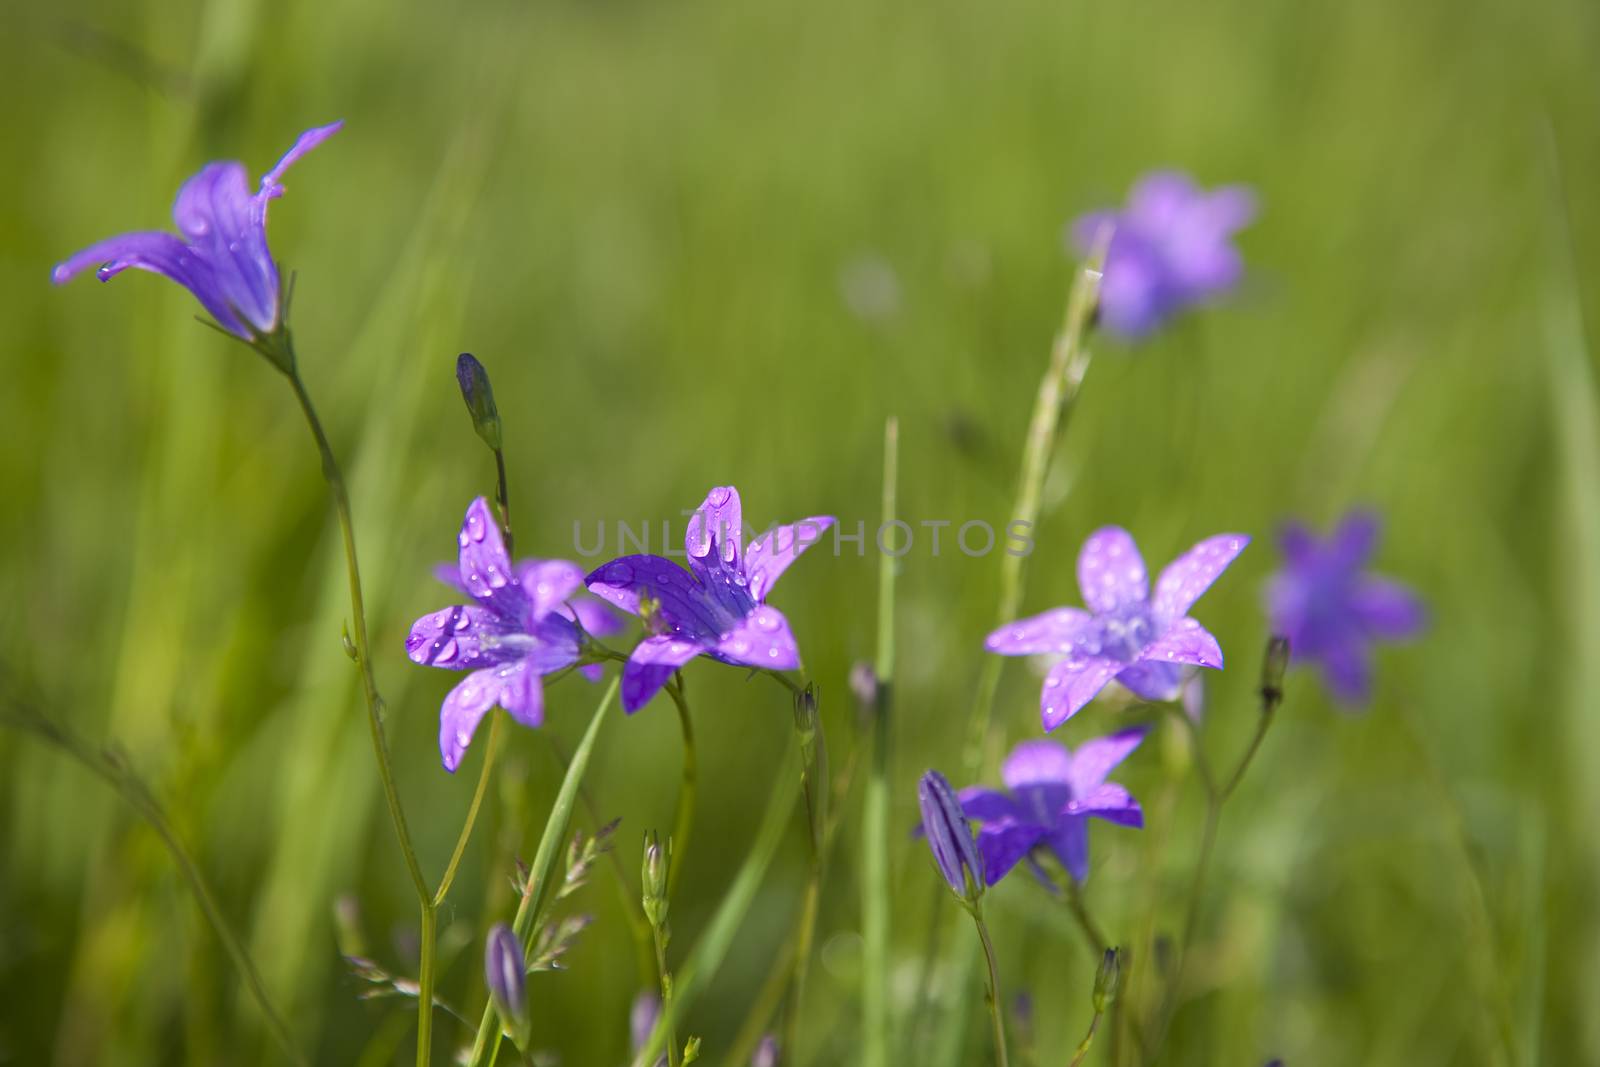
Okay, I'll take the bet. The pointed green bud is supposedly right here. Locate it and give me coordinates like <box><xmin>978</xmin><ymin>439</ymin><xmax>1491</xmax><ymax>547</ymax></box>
<box><xmin>1261</xmin><ymin>635</ymin><xmax>1290</xmax><ymax>711</ymax></box>
<box><xmin>642</xmin><ymin>831</ymin><xmax>670</xmax><ymax>927</ymax></box>
<box><xmin>456</xmin><ymin>352</ymin><xmax>503</xmax><ymax>451</ymax></box>
<box><xmin>682</xmin><ymin>1036</ymin><xmax>702</xmax><ymax>1063</ymax></box>
<box><xmin>1093</xmin><ymin>947</ymin><xmax>1123</xmax><ymax>1014</ymax></box>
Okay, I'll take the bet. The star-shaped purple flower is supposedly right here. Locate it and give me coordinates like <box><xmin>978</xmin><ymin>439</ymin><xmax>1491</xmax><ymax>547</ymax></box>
<box><xmin>1266</xmin><ymin>511</ymin><xmax>1425</xmax><ymax>707</ymax></box>
<box><xmin>52</xmin><ymin>122</ymin><xmax>343</xmax><ymax>340</ymax></box>
<box><xmin>1071</xmin><ymin>171</ymin><xmax>1256</xmax><ymax>339</ymax></box>
<box><xmin>986</xmin><ymin>527</ymin><xmax>1249</xmax><ymax>730</ymax></box>
<box><xmin>408</xmin><ymin>497</ymin><xmax>595</xmax><ymax>772</ymax></box>
<box><xmin>585</xmin><ymin>486</ymin><xmax>834</xmax><ymax>713</ymax></box>
<box><xmin>956</xmin><ymin>727</ymin><xmax>1147</xmax><ymax>884</ymax></box>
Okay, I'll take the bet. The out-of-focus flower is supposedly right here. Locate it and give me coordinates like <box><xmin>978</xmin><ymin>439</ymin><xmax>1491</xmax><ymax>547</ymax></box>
<box><xmin>586</xmin><ymin>486</ymin><xmax>833</xmax><ymax>712</ymax></box>
<box><xmin>1071</xmin><ymin>171</ymin><xmax>1256</xmax><ymax>339</ymax></box>
<box><xmin>630</xmin><ymin>991</ymin><xmax>666</xmax><ymax>1067</ymax></box>
<box><xmin>485</xmin><ymin>923</ymin><xmax>531</xmax><ymax>1048</ymax></box>
<box><xmin>954</xmin><ymin>728</ymin><xmax>1146</xmax><ymax>885</ymax></box>
<box><xmin>408</xmin><ymin>497</ymin><xmax>591</xmax><ymax>771</ymax></box>
<box><xmin>986</xmin><ymin>527</ymin><xmax>1248</xmax><ymax>730</ymax></box>
<box><xmin>751</xmin><ymin>1035</ymin><xmax>780</xmax><ymax>1067</ymax></box>
<box><xmin>917</xmin><ymin>770</ymin><xmax>986</xmax><ymax>901</ymax></box>
<box><xmin>52</xmin><ymin>122</ymin><xmax>343</xmax><ymax>341</ymax></box>
<box><xmin>1266</xmin><ymin>511</ymin><xmax>1424</xmax><ymax>707</ymax></box>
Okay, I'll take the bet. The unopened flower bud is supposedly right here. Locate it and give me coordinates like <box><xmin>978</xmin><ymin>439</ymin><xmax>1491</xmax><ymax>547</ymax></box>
<box><xmin>642</xmin><ymin>831</ymin><xmax>670</xmax><ymax>927</ymax></box>
<box><xmin>456</xmin><ymin>353</ymin><xmax>503</xmax><ymax>451</ymax></box>
<box><xmin>682</xmin><ymin>1035</ymin><xmax>703</xmax><ymax>1063</ymax></box>
<box><xmin>917</xmin><ymin>770</ymin><xmax>985</xmax><ymax>903</ymax></box>
<box><xmin>484</xmin><ymin>922</ymin><xmax>531</xmax><ymax>1048</ymax></box>
<box><xmin>1093</xmin><ymin>946</ymin><xmax>1122</xmax><ymax>1013</ymax></box>
<box><xmin>1261</xmin><ymin>635</ymin><xmax>1289</xmax><ymax>711</ymax></box>
<box><xmin>751</xmin><ymin>1034</ymin><xmax>779</xmax><ymax>1067</ymax></box>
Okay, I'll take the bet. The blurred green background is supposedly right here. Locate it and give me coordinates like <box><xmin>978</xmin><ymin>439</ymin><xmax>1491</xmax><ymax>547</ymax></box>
<box><xmin>3</xmin><ymin>0</ymin><xmax>1599</xmax><ymax>1063</ymax></box>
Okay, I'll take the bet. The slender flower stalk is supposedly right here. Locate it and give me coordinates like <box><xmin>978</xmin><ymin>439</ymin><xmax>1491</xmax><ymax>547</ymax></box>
<box><xmin>663</xmin><ymin>677</ymin><xmax>698</xmax><ymax>898</ymax></box>
<box><xmin>1068</xmin><ymin>949</ymin><xmax>1121</xmax><ymax>1067</ymax></box>
<box><xmin>861</xmin><ymin>416</ymin><xmax>897</xmax><ymax>1067</ymax></box>
<box><xmin>783</xmin><ymin>683</ymin><xmax>828</xmax><ymax>1061</ymax></box>
<box><xmin>971</xmin><ymin>904</ymin><xmax>1010</xmax><ymax>1067</ymax></box>
<box><xmin>643</xmin><ymin>833</ymin><xmax>682</xmax><ymax>1067</ymax></box>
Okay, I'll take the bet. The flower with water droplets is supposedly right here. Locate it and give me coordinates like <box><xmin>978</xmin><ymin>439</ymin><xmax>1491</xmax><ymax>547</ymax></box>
<box><xmin>52</xmin><ymin>122</ymin><xmax>343</xmax><ymax>342</ymax></box>
<box><xmin>1071</xmin><ymin>171</ymin><xmax>1256</xmax><ymax>339</ymax></box>
<box><xmin>1265</xmin><ymin>511</ymin><xmax>1425</xmax><ymax>707</ymax></box>
<box><xmin>987</xmin><ymin>527</ymin><xmax>1249</xmax><ymax>730</ymax></box>
<box><xmin>585</xmin><ymin>486</ymin><xmax>834</xmax><ymax>712</ymax></box>
<box><xmin>951</xmin><ymin>728</ymin><xmax>1146</xmax><ymax>886</ymax></box>
<box><xmin>917</xmin><ymin>769</ymin><xmax>986</xmax><ymax>902</ymax></box>
<box><xmin>408</xmin><ymin>497</ymin><xmax>594</xmax><ymax>772</ymax></box>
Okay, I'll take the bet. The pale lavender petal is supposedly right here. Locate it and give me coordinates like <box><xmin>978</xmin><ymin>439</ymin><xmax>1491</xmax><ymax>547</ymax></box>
<box><xmin>1040</xmin><ymin>656</ymin><xmax>1123</xmax><ymax>731</ymax></box>
<box><xmin>1049</xmin><ymin>818</ymin><xmax>1090</xmax><ymax>883</ymax></box>
<box><xmin>438</xmin><ymin>664</ymin><xmax>544</xmax><ymax>773</ymax></box>
<box><xmin>1351</xmin><ymin>577</ymin><xmax>1425</xmax><ymax>639</ymax></box>
<box><xmin>621</xmin><ymin>635</ymin><xmax>705</xmax><ymax>713</ymax></box>
<box><xmin>1097</xmin><ymin>246</ymin><xmax>1166</xmax><ymax>338</ymax></box>
<box><xmin>958</xmin><ymin>787</ymin><xmax>1020</xmax><ymax>824</ymax></box>
<box><xmin>1113</xmin><ymin>660</ymin><xmax>1185</xmax><ymax>702</ymax></box>
<box><xmin>1000</xmin><ymin>740</ymin><xmax>1074</xmax><ymax>791</ymax></box>
<box><xmin>586</xmin><ymin>555</ymin><xmax>724</xmax><ymax>642</ymax></box>
<box><xmin>172</xmin><ymin>161</ymin><xmax>278</xmax><ymax>334</ymax></box>
<box><xmin>260</xmin><ymin>121</ymin><xmax>344</xmax><ymax>194</ymax></box>
<box><xmin>1151</xmin><ymin>533</ymin><xmax>1249</xmax><ymax>626</ymax></box>
<box><xmin>685</xmin><ymin>485</ymin><xmax>743</xmax><ymax>567</ymax></box>
<box><xmin>985</xmin><ymin>607</ymin><xmax>1095</xmax><ymax>656</ymax></box>
<box><xmin>712</xmin><ymin>605</ymin><xmax>800</xmax><ymax>670</ymax></box>
<box><xmin>744</xmin><ymin>516</ymin><xmax>835</xmax><ymax>602</ymax></box>
<box><xmin>517</xmin><ymin>559</ymin><xmax>585</xmax><ymax>620</ymax></box>
<box><xmin>1068</xmin><ymin>783</ymin><xmax>1143</xmax><ymax>827</ymax></box>
<box><xmin>975</xmin><ymin>821</ymin><xmax>1047</xmax><ymax>886</ymax></box>
<box><xmin>406</xmin><ymin>604</ymin><xmax>522</xmax><ymax>671</ymax></box>
<box><xmin>1277</xmin><ymin>521</ymin><xmax>1319</xmax><ymax>568</ymax></box>
<box><xmin>566</xmin><ymin>597</ymin><xmax>624</xmax><ymax>638</ymax></box>
<box><xmin>1126</xmin><ymin>171</ymin><xmax>1200</xmax><ymax>232</ymax></box>
<box><xmin>1077</xmin><ymin>527</ymin><xmax>1149</xmax><ymax>615</ymax></box>
<box><xmin>1321</xmin><ymin>639</ymin><xmax>1373</xmax><ymax>706</ymax></box>
<box><xmin>457</xmin><ymin>497</ymin><xmax>528</xmax><ymax>617</ymax></box>
<box><xmin>1331</xmin><ymin>511</ymin><xmax>1381</xmax><ymax>570</ymax></box>
<box><xmin>630</xmin><ymin>991</ymin><xmax>660</xmax><ymax>1053</ymax></box>
<box><xmin>433</xmin><ymin>561</ymin><xmax>468</xmax><ymax>594</ymax></box>
<box><xmin>1139</xmin><ymin>617</ymin><xmax>1223</xmax><ymax>670</ymax></box>
<box><xmin>51</xmin><ymin>231</ymin><xmax>249</xmax><ymax>337</ymax></box>
<box><xmin>1066</xmin><ymin>726</ymin><xmax>1149</xmax><ymax>795</ymax></box>
<box><xmin>579</xmin><ymin>663</ymin><xmax>605</xmax><ymax>683</ymax></box>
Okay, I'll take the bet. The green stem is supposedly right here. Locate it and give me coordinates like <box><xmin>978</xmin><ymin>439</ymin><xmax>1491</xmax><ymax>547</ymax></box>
<box><xmin>664</xmin><ymin>677</ymin><xmax>698</xmax><ymax>899</ymax></box>
<box><xmin>783</xmin><ymin>682</ymin><xmax>828</xmax><ymax>1063</ymax></box>
<box><xmin>654</xmin><ymin>923</ymin><xmax>682</xmax><ymax>1067</ymax></box>
<box><xmin>434</xmin><ymin>711</ymin><xmax>506</xmax><ymax>907</ymax></box>
<box><xmin>1067</xmin><ymin>1011</ymin><xmax>1102</xmax><ymax>1067</ymax></box>
<box><xmin>492</xmin><ymin>446</ymin><xmax>514</xmax><ymax>554</ymax></box>
<box><xmin>862</xmin><ymin>416</ymin><xmax>898</xmax><ymax>1067</ymax></box>
<box><xmin>970</xmin><ymin>904</ymin><xmax>1010</xmax><ymax>1067</ymax></box>
<box><xmin>283</xmin><ymin>354</ymin><xmax>436</xmax><ymax>1067</ymax></box>
<box><xmin>1065</xmin><ymin>879</ymin><xmax>1109</xmax><ymax>957</ymax></box>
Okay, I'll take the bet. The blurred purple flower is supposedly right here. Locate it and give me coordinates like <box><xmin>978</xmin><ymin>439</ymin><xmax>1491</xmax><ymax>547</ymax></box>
<box><xmin>955</xmin><ymin>728</ymin><xmax>1146</xmax><ymax>885</ymax></box>
<box><xmin>1071</xmin><ymin>171</ymin><xmax>1256</xmax><ymax>339</ymax></box>
<box><xmin>53</xmin><ymin>122</ymin><xmax>343</xmax><ymax>340</ymax></box>
<box><xmin>630</xmin><ymin>991</ymin><xmax>666</xmax><ymax>1067</ymax></box>
<box><xmin>751</xmin><ymin>1035</ymin><xmax>780</xmax><ymax>1067</ymax></box>
<box><xmin>484</xmin><ymin>923</ymin><xmax>529</xmax><ymax>1044</ymax></box>
<box><xmin>586</xmin><ymin>486</ymin><xmax>833</xmax><ymax>712</ymax></box>
<box><xmin>1266</xmin><ymin>511</ymin><xmax>1425</xmax><ymax>707</ymax></box>
<box><xmin>986</xmin><ymin>527</ymin><xmax>1249</xmax><ymax>730</ymax></box>
<box><xmin>408</xmin><ymin>497</ymin><xmax>592</xmax><ymax>772</ymax></box>
<box><xmin>918</xmin><ymin>770</ymin><xmax>986</xmax><ymax>899</ymax></box>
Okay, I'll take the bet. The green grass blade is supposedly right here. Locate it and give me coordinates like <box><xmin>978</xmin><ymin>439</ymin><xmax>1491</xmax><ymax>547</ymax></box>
<box><xmin>862</xmin><ymin>415</ymin><xmax>898</xmax><ymax>1067</ymax></box>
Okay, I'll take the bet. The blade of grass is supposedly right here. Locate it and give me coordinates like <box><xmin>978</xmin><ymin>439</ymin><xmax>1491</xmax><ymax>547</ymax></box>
<box><xmin>862</xmin><ymin>415</ymin><xmax>898</xmax><ymax>1067</ymax></box>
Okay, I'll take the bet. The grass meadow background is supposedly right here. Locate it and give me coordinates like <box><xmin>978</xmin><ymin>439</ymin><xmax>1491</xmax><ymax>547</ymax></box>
<box><xmin>3</xmin><ymin>0</ymin><xmax>1600</xmax><ymax>1062</ymax></box>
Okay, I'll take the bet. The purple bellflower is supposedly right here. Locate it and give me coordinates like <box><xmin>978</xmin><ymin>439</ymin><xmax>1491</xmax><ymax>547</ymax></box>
<box><xmin>1266</xmin><ymin>511</ymin><xmax>1425</xmax><ymax>707</ymax></box>
<box><xmin>484</xmin><ymin>923</ymin><xmax>530</xmax><ymax>1047</ymax></box>
<box><xmin>1072</xmin><ymin>171</ymin><xmax>1256</xmax><ymax>339</ymax></box>
<box><xmin>408</xmin><ymin>497</ymin><xmax>595</xmax><ymax>772</ymax></box>
<box><xmin>52</xmin><ymin>122</ymin><xmax>343</xmax><ymax>341</ymax></box>
<box><xmin>986</xmin><ymin>527</ymin><xmax>1249</xmax><ymax>730</ymax></box>
<box><xmin>956</xmin><ymin>728</ymin><xmax>1147</xmax><ymax>885</ymax></box>
<box><xmin>585</xmin><ymin>486</ymin><xmax>834</xmax><ymax>712</ymax></box>
<box><xmin>918</xmin><ymin>770</ymin><xmax>986</xmax><ymax>900</ymax></box>
<box><xmin>431</xmin><ymin>559</ymin><xmax>621</xmax><ymax>681</ymax></box>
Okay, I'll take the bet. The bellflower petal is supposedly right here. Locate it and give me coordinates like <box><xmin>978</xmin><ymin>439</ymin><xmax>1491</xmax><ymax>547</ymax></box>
<box><xmin>975</xmin><ymin>822</ymin><xmax>1048</xmax><ymax>886</ymax></box>
<box><xmin>457</xmin><ymin>497</ymin><xmax>527</xmax><ymax>615</ymax></box>
<box><xmin>1350</xmin><ymin>577</ymin><xmax>1426</xmax><ymax>639</ymax></box>
<box><xmin>1152</xmin><ymin>533</ymin><xmax>1251</xmax><ymax>626</ymax></box>
<box><xmin>586</xmin><ymin>555</ymin><xmax>726</xmax><ymax>641</ymax></box>
<box><xmin>1068</xmin><ymin>783</ymin><xmax>1144</xmax><ymax>827</ymax></box>
<box><xmin>744</xmin><ymin>517</ymin><xmax>835</xmax><ymax>602</ymax></box>
<box><xmin>1066</xmin><ymin>726</ymin><xmax>1149</xmax><ymax>795</ymax></box>
<box><xmin>517</xmin><ymin>559</ymin><xmax>585</xmax><ymax>619</ymax></box>
<box><xmin>1077</xmin><ymin>527</ymin><xmax>1149</xmax><ymax>614</ymax></box>
<box><xmin>1138</xmin><ymin>617</ymin><xmax>1224</xmax><ymax>670</ymax></box>
<box><xmin>1001</xmin><ymin>740</ymin><xmax>1074</xmax><ymax>791</ymax></box>
<box><xmin>566</xmin><ymin>597</ymin><xmax>624</xmax><ymax>638</ymax></box>
<box><xmin>406</xmin><ymin>603</ymin><xmax>524</xmax><ymax>670</ymax></box>
<box><xmin>1113</xmin><ymin>660</ymin><xmax>1186</xmax><ymax>702</ymax></box>
<box><xmin>984</xmin><ymin>607</ymin><xmax>1096</xmax><ymax>656</ymax></box>
<box><xmin>958</xmin><ymin>787</ymin><xmax>1021</xmax><ymax>823</ymax></box>
<box><xmin>439</xmin><ymin>669</ymin><xmax>502</xmax><ymax>773</ymax></box>
<box><xmin>622</xmin><ymin>635</ymin><xmax>705</xmax><ymax>713</ymax></box>
<box><xmin>1049</xmin><ymin>819</ymin><xmax>1091</xmax><ymax>883</ymax></box>
<box><xmin>713</xmin><ymin>605</ymin><xmax>800</xmax><ymax>670</ymax></box>
<box><xmin>1331</xmin><ymin>511</ymin><xmax>1381</xmax><ymax>569</ymax></box>
<box><xmin>1040</xmin><ymin>656</ymin><xmax>1123</xmax><ymax>731</ymax></box>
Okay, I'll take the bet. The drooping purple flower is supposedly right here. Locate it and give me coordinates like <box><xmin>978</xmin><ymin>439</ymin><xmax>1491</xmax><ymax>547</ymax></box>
<box><xmin>585</xmin><ymin>486</ymin><xmax>834</xmax><ymax>712</ymax></box>
<box><xmin>1071</xmin><ymin>171</ymin><xmax>1256</xmax><ymax>339</ymax></box>
<box><xmin>484</xmin><ymin>923</ymin><xmax>530</xmax><ymax>1045</ymax></box>
<box><xmin>52</xmin><ymin>122</ymin><xmax>343</xmax><ymax>341</ymax></box>
<box><xmin>917</xmin><ymin>770</ymin><xmax>986</xmax><ymax>899</ymax></box>
<box><xmin>1265</xmin><ymin>511</ymin><xmax>1425</xmax><ymax>707</ymax></box>
<box><xmin>986</xmin><ymin>527</ymin><xmax>1249</xmax><ymax>730</ymax></box>
<box><xmin>408</xmin><ymin>497</ymin><xmax>592</xmax><ymax>772</ymax></box>
<box><xmin>956</xmin><ymin>727</ymin><xmax>1147</xmax><ymax>885</ymax></box>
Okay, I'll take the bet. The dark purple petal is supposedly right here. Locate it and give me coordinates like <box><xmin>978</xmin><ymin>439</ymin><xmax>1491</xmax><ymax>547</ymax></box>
<box><xmin>172</xmin><ymin>161</ymin><xmax>278</xmax><ymax>334</ymax></box>
<box><xmin>744</xmin><ymin>516</ymin><xmax>835</xmax><ymax>602</ymax></box>
<box><xmin>621</xmin><ymin>635</ymin><xmax>705</xmax><ymax>713</ymax></box>
<box><xmin>957</xmin><ymin>786</ymin><xmax>1020</xmax><ymax>823</ymax></box>
<box><xmin>985</xmin><ymin>607</ymin><xmax>1096</xmax><ymax>656</ymax></box>
<box><xmin>1066</xmin><ymin>726</ymin><xmax>1149</xmax><ymax>795</ymax></box>
<box><xmin>1000</xmin><ymin>740</ymin><xmax>1074</xmax><ymax>791</ymax></box>
<box><xmin>1151</xmin><ymin>533</ymin><xmax>1249</xmax><ymax>626</ymax></box>
<box><xmin>1113</xmin><ymin>659</ymin><xmax>1186</xmax><ymax>702</ymax></box>
<box><xmin>52</xmin><ymin>230</ymin><xmax>251</xmax><ymax>338</ymax></box>
<box><xmin>585</xmin><ymin>555</ymin><xmax>725</xmax><ymax>641</ymax></box>
<box><xmin>457</xmin><ymin>497</ymin><xmax>529</xmax><ymax>618</ymax></box>
<box><xmin>1351</xmin><ymin>577</ymin><xmax>1425</xmax><ymax>640</ymax></box>
<box><xmin>1069</xmin><ymin>783</ymin><xmax>1144</xmax><ymax>828</ymax></box>
<box><xmin>516</xmin><ymin>559</ymin><xmax>585</xmax><ymax>620</ymax></box>
<box><xmin>1139</xmin><ymin>617</ymin><xmax>1224</xmax><ymax>670</ymax></box>
<box><xmin>406</xmin><ymin>603</ymin><xmax>523</xmax><ymax>670</ymax></box>
<box><xmin>1077</xmin><ymin>527</ymin><xmax>1149</xmax><ymax>615</ymax></box>
<box><xmin>1048</xmin><ymin>818</ymin><xmax>1090</xmax><ymax>883</ymax></box>
<box><xmin>975</xmin><ymin>821</ymin><xmax>1047</xmax><ymax>886</ymax></box>
<box><xmin>711</xmin><ymin>605</ymin><xmax>799</xmax><ymax>670</ymax></box>
<box><xmin>1040</xmin><ymin>656</ymin><xmax>1123</xmax><ymax>731</ymax></box>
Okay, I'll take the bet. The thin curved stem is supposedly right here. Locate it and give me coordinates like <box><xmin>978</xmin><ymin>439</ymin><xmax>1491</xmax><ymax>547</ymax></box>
<box><xmin>782</xmin><ymin>682</ymin><xmax>828</xmax><ymax>1063</ymax></box>
<box><xmin>1065</xmin><ymin>878</ymin><xmax>1109</xmax><ymax>957</ymax></box>
<box><xmin>434</xmin><ymin>710</ymin><xmax>507</xmax><ymax>907</ymax></box>
<box><xmin>971</xmin><ymin>905</ymin><xmax>1010</xmax><ymax>1067</ymax></box>
<box><xmin>663</xmin><ymin>676</ymin><xmax>698</xmax><ymax>899</ymax></box>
